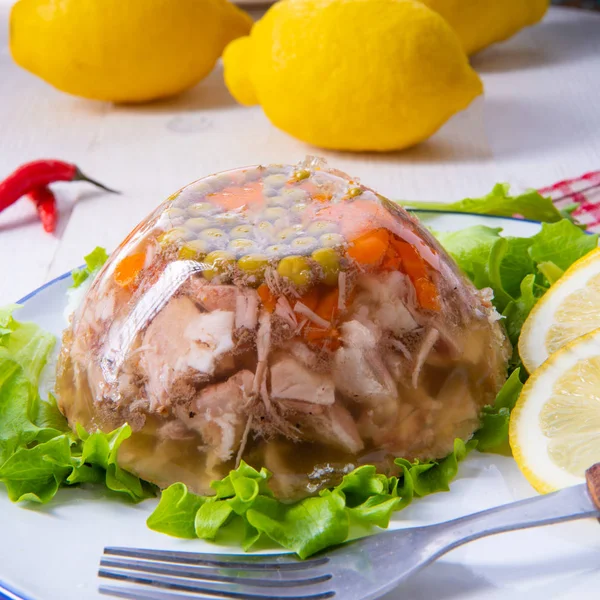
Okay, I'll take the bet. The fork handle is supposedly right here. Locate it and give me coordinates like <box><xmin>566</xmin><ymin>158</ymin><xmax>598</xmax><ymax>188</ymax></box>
<box><xmin>427</xmin><ymin>463</ymin><xmax>600</xmax><ymax>555</ymax></box>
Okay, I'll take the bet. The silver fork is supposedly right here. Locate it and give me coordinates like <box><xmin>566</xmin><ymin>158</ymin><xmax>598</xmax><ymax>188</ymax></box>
<box><xmin>99</xmin><ymin>463</ymin><xmax>600</xmax><ymax>600</ymax></box>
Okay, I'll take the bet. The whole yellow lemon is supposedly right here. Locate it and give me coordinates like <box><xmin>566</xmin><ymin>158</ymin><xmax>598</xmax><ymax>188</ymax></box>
<box><xmin>10</xmin><ymin>0</ymin><xmax>253</xmax><ymax>103</ymax></box>
<box><xmin>419</xmin><ymin>0</ymin><xmax>549</xmax><ymax>55</ymax></box>
<box><xmin>223</xmin><ymin>0</ymin><xmax>482</xmax><ymax>152</ymax></box>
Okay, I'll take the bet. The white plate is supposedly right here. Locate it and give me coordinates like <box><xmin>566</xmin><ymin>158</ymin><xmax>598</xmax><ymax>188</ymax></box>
<box><xmin>2</xmin><ymin>213</ymin><xmax>599</xmax><ymax>600</ymax></box>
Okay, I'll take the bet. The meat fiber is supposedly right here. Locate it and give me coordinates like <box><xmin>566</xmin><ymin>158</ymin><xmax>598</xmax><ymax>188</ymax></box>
<box><xmin>176</xmin><ymin>370</ymin><xmax>254</xmax><ymax>467</ymax></box>
<box><xmin>139</xmin><ymin>296</ymin><xmax>235</xmax><ymax>412</ymax></box>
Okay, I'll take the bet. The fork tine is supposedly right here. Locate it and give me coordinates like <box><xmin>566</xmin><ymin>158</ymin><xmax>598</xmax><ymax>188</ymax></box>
<box><xmin>98</xmin><ymin>569</ymin><xmax>335</xmax><ymax>599</ymax></box>
<box><xmin>99</xmin><ymin>584</ymin><xmax>334</xmax><ymax>600</ymax></box>
<box><xmin>104</xmin><ymin>547</ymin><xmax>328</xmax><ymax>571</ymax></box>
<box><xmin>100</xmin><ymin>557</ymin><xmax>332</xmax><ymax>587</ymax></box>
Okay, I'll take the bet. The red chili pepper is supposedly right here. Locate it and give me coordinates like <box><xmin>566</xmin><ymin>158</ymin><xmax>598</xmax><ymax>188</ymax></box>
<box><xmin>0</xmin><ymin>159</ymin><xmax>118</xmax><ymax>213</ymax></box>
<box><xmin>28</xmin><ymin>186</ymin><xmax>58</xmax><ymax>233</ymax></box>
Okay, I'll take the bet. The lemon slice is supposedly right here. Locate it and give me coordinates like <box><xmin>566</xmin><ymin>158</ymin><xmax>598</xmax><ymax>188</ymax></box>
<box><xmin>519</xmin><ymin>248</ymin><xmax>600</xmax><ymax>373</ymax></box>
<box><xmin>510</xmin><ymin>329</ymin><xmax>600</xmax><ymax>493</ymax></box>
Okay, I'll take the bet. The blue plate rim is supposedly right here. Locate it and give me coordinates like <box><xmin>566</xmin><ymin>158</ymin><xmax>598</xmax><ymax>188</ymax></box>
<box><xmin>17</xmin><ymin>270</ymin><xmax>74</xmax><ymax>305</ymax></box>
<box><xmin>0</xmin><ymin>580</ymin><xmax>36</xmax><ymax>600</ymax></box>
<box><xmin>15</xmin><ymin>211</ymin><xmax>546</xmax><ymax>306</ymax></box>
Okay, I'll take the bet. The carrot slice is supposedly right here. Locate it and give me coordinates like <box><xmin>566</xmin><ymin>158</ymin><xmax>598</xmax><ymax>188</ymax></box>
<box><xmin>392</xmin><ymin>239</ymin><xmax>428</xmax><ymax>279</ymax></box>
<box><xmin>380</xmin><ymin>243</ymin><xmax>401</xmax><ymax>272</ymax></box>
<box><xmin>389</xmin><ymin>237</ymin><xmax>440</xmax><ymax>310</ymax></box>
<box><xmin>209</xmin><ymin>182</ymin><xmax>265</xmax><ymax>210</ymax></box>
<box><xmin>415</xmin><ymin>277</ymin><xmax>441</xmax><ymax>311</ymax></box>
<box><xmin>258</xmin><ymin>283</ymin><xmax>277</xmax><ymax>313</ymax></box>
<box><xmin>315</xmin><ymin>287</ymin><xmax>339</xmax><ymax>322</ymax></box>
<box><xmin>297</xmin><ymin>286</ymin><xmax>321</xmax><ymax>313</ymax></box>
<box><xmin>347</xmin><ymin>228</ymin><xmax>390</xmax><ymax>266</ymax></box>
<box><xmin>304</xmin><ymin>326</ymin><xmax>341</xmax><ymax>351</ymax></box>
<box><xmin>114</xmin><ymin>252</ymin><xmax>146</xmax><ymax>287</ymax></box>
<box><xmin>313</xmin><ymin>193</ymin><xmax>332</xmax><ymax>203</ymax></box>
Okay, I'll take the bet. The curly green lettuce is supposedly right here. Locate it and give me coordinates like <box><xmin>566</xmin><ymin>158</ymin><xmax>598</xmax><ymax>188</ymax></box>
<box><xmin>70</xmin><ymin>246</ymin><xmax>108</xmax><ymax>289</ymax></box>
<box><xmin>435</xmin><ymin>219</ymin><xmax>598</xmax><ymax>450</ymax></box>
<box><xmin>148</xmin><ymin>439</ymin><xmax>475</xmax><ymax>558</ymax></box>
<box><xmin>0</xmin><ymin>305</ymin><xmax>153</xmax><ymax>503</ymax></box>
<box><xmin>400</xmin><ymin>183</ymin><xmax>578</xmax><ymax>224</ymax></box>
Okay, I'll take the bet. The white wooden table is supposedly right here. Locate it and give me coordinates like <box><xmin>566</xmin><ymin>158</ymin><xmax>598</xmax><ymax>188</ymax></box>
<box><xmin>0</xmin><ymin>4</ymin><xmax>599</xmax><ymax>305</ymax></box>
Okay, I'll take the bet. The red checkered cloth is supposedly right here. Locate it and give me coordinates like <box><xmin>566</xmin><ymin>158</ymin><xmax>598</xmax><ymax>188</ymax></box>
<box><xmin>539</xmin><ymin>171</ymin><xmax>600</xmax><ymax>232</ymax></box>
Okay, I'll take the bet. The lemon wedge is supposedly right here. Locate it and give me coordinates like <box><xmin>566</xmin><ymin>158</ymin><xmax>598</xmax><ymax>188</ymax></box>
<box><xmin>519</xmin><ymin>248</ymin><xmax>600</xmax><ymax>373</ymax></box>
<box><xmin>510</xmin><ymin>329</ymin><xmax>600</xmax><ymax>492</ymax></box>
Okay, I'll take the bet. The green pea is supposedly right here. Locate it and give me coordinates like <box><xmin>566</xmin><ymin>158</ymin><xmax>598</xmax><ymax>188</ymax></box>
<box><xmin>215</xmin><ymin>211</ymin><xmax>242</xmax><ymax>228</ymax></box>
<box><xmin>347</xmin><ymin>186</ymin><xmax>363</xmax><ymax>198</ymax></box>
<box><xmin>230</xmin><ymin>224</ymin><xmax>253</xmax><ymax>239</ymax></box>
<box><xmin>277</xmin><ymin>255</ymin><xmax>312</xmax><ymax>287</ymax></box>
<box><xmin>202</xmin><ymin>251</ymin><xmax>235</xmax><ymax>281</ymax></box>
<box><xmin>228</xmin><ymin>238</ymin><xmax>257</xmax><ymax>257</ymax></box>
<box><xmin>213</xmin><ymin>173</ymin><xmax>234</xmax><ymax>188</ymax></box>
<box><xmin>266</xmin><ymin>195</ymin><xmax>290</xmax><ymax>207</ymax></box>
<box><xmin>199</xmin><ymin>228</ymin><xmax>228</xmax><ymax>244</ymax></box>
<box><xmin>238</xmin><ymin>254</ymin><xmax>269</xmax><ymax>283</ymax></box>
<box><xmin>185</xmin><ymin>217</ymin><xmax>212</xmax><ymax>232</ymax></box>
<box><xmin>319</xmin><ymin>232</ymin><xmax>345</xmax><ymax>248</ymax></box>
<box><xmin>307</xmin><ymin>220</ymin><xmax>337</xmax><ymax>235</ymax></box>
<box><xmin>189</xmin><ymin>182</ymin><xmax>213</xmax><ymax>196</ymax></box>
<box><xmin>290</xmin><ymin>236</ymin><xmax>318</xmax><ymax>253</ymax></box>
<box><xmin>187</xmin><ymin>202</ymin><xmax>218</xmax><ymax>217</ymax></box>
<box><xmin>164</xmin><ymin>207</ymin><xmax>186</xmax><ymax>219</ymax></box>
<box><xmin>290</xmin><ymin>168</ymin><xmax>310</xmax><ymax>182</ymax></box>
<box><xmin>312</xmin><ymin>248</ymin><xmax>340</xmax><ymax>286</ymax></box>
<box><xmin>282</xmin><ymin>188</ymin><xmax>309</xmax><ymax>203</ymax></box>
<box><xmin>263</xmin><ymin>207</ymin><xmax>288</xmax><ymax>221</ymax></box>
<box><xmin>178</xmin><ymin>239</ymin><xmax>209</xmax><ymax>261</ymax></box>
<box><xmin>157</xmin><ymin>227</ymin><xmax>190</xmax><ymax>248</ymax></box>
<box><xmin>276</xmin><ymin>227</ymin><xmax>300</xmax><ymax>242</ymax></box>
<box><xmin>256</xmin><ymin>221</ymin><xmax>275</xmax><ymax>240</ymax></box>
<box><xmin>264</xmin><ymin>174</ymin><xmax>288</xmax><ymax>189</ymax></box>
<box><xmin>265</xmin><ymin>244</ymin><xmax>291</xmax><ymax>258</ymax></box>
<box><xmin>290</xmin><ymin>203</ymin><xmax>308</xmax><ymax>215</ymax></box>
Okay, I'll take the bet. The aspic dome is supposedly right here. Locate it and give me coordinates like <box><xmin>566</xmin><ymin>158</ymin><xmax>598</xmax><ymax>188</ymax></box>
<box><xmin>57</xmin><ymin>158</ymin><xmax>509</xmax><ymax>499</ymax></box>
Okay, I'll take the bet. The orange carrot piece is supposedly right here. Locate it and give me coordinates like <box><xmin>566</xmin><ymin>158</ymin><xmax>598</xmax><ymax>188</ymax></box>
<box><xmin>304</xmin><ymin>326</ymin><xmax>341</xmax><ymax>351</ymax></box>
<box><xmin>414</xmin><ymin>277</ymin><xmax>440</xmax><ymax>311</ymax></box>
<box><xmin>380</xmin><ymin>243</ymin><xmax>401</xmax><ymax>272</ymax></box>
<box><xmin>313</xmin><ymin>193</ymin><xmax>332</xmax><ymax>203</ymax></box>
<box><xmin>209</xmin><ymin>182</ymin><xmax>265</xmax><ymax>210</ymax></box>
<box><xmin>258</xmin><ymin>284</ymin><xmax>277</xmax><ymax>313</ymax></box>
<box><xmin>347</xmin><ymin>228</ymin><xmax>390</xmax><ymax>266</ymax></box>
<box><xmin>297</xmin><ymin>286</ymin><xmax>321</xmax><ymax>313</ymax></box>
<box><xmin>390</xmin><ymin>237</ymin><xmax>440</xmax><ymax>310</ymax></box>
<box><xmin>114</xmin><ymin>252</ymin><xmax>146</xmax><ymax>287</ymax></box>
<box><xmin>392</xmin><ymin>239</ymin><xmax>428</xmax><ymax>279</ymax></box>
<box><xmin>315</xmin><ymin>287</ymin><xmax>339</xmax><ymax>322</ymax></box>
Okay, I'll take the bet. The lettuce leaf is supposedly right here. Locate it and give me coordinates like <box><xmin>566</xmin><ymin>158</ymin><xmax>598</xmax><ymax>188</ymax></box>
<box><xmin>70</xmin><ymin>246</ymin><xmax>108</xmax><ymax>289</ymax></box>
<box><xmin>401</xmin><ymin>183</ymin><xmax>572</xmax><ymax>223</ymax></box>
<box><xmin>436</xmin><ymin>220</ymin><xmax>597</xmax><ymax>344</ymax></box>
<box><xmin>473</xmin><ymin>369</ymin><xmax>523</xmax><ymax>452</ymax></box>
<box><xmin>148</xmin><ymin>440</ymin><xmax>474</xmax><ymax>559</ymax></box>
<box><xmin>436</xmin><ymin>219</ymin><xmax>597</xmax><ymax>458</ymax></box>
<box><xmin>0</xmin><ymin>305</ymin><xmax>153</xmax><ymax>504</ymax></box>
